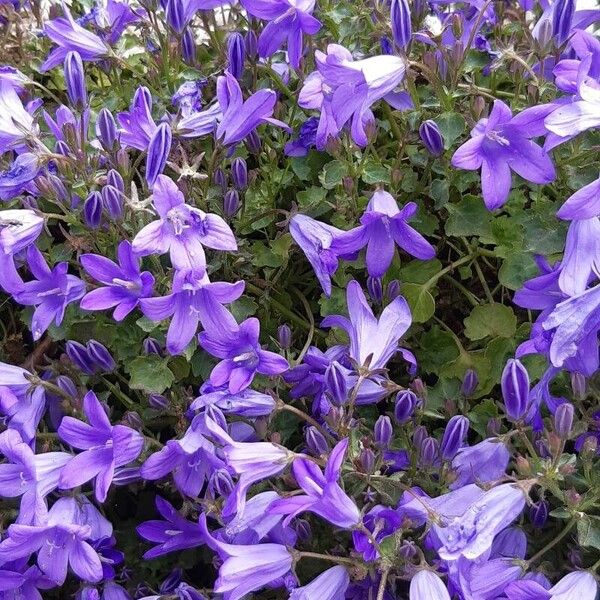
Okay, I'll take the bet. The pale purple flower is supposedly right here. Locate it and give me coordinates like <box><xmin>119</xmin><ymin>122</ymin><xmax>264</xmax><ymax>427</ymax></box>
<box><xmin>58</xmin><ymin>391</ymin><xmax>144</xmax><ymax>502</ymax></box>
<box><xmin>0</xmin><ymin>81</ymin><xmax>38</xmax><ymax>153</ymax></box>
<box><xmin>333</xmin><ymin>189</ymin><xmax>435</xmax><ymax>277</ymax></box>
<box><xmin>80</xmin><ymin>240</ymin><xmax>155</xmax><ymax>321</ymax></box>
<box><xmin>558</xmin><ymin>175</ymin><xmax>600</xmax><ymax>220</ymax></box>
<box><xmin>0</xmin><ymin>153</ymin><xmax>40</xmax><ymax>201</ymax></box>
<box><xmin>450</xmin><ymin>438</ymin><xmax>510</xmax><ymax>489</ymax></box>
<box><xmin>506</xmin><ymin>571</ymin><xmax>598</xmax><ymax>600</ymax></box>
<box><xmin>241</xmin><ymin>0</ymin><xmax>321</xmax><ymax>69</ymax></box>
<box><xmin>199</xmin><ymin>513</ymin><xmax>294</xmax><ymax>600</ymax></box>
<box><xmin>299</xmin><ymin>44</ymin><xmax>406</xmax><ymax>148</ymax></box>
<box><xmin>321</xmin><ymin>280</ymin><xmax>412</xmax><ymax>370</ymax></box>
<box><xmin>199</xmin><ymin>316</ymin><xmax>289</xmax><ymax>393</ymax></box>
<box><xmin>0</xmin><ymin>561</ymin><xmax>55</xmax><ymax>599</ymax></box>
<box><xmin>190</xmin><ymin>383</ymin><xmax>276</xmax><ymax>417</ymax></box>
<box><xmin>0</xmin><ymin>429</ymin><xmax>70</xmax><ymax>525</ymax></box>
<box><xmin>410</xmin><ymin>571</ymin><xmax>450</xmax><ymax>600</ymax></box>
<box><xmin>132</xmin><ymin>175</ymin><xmax>237</xmax><ymax>272</ymax></box>
<box><xmin>141</xmin><ymin>269</ymin><xmax>243</xmax><ymax>355</ymax></box>
<box><xmin>12</xmin><ymin>246</ymin><xmax>86</xmax><ymax>341</ymax></box>
<box><xmin>290</xmin><ymin>566</ymin><xmax>350</xmax><ymax>600</ymax></box>
<box><xmin>452</xmin><ymin>99</ymin><xmax>556</xmax><ymax>210</ymax></box>
<box><xmin>270</xmin><ymin>439</ymin><xmax>361</xmax><ymax>529</ymax></box>
<box><xmin>117</xmin><ymin>87</ymin><xmax>158</xmax><ymax>151</ymax></box>
<box><xmin>457</xmin><ymin>558</ymin><xmax>522</xmax><ymax>600</ymax></box>
<box><xmin>558</xmin><ymin>218</ymin><xmax>600</xmax><ymax>295</ymax></box>
<box><xmin>137</xmin><ymin>496</ymin><xmax>205</xmax><ymax>559</ymax></box>
<box><xmin>215</xmin><ymin>71</ymin><xmax>289</xmax><ymax>146</ymax></box>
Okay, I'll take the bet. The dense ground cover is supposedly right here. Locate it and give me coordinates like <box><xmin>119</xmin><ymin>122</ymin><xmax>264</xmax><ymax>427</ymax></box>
<box><xmin>0</xmin><ymin>0</ymin><xmax>599</xmax><ymax>597</ymax></box>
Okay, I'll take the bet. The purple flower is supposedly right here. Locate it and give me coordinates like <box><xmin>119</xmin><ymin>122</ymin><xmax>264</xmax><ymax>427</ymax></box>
<box><xmin>132</xmin><ymin>175</ymin><xmax>237</xmax><ymax>272</ymax></box>
<box><xmin>558</xmin><ymin>218</ymin><xmax>600</xmax><ymax>295</ymax></box>
<box><xmin>215</xmin><ymin>71</ymin><xmax>289</xmax><ymax>146</ymax></box>
<box><xmin>0</xmin><ymin>208</ymin><xmax>44</xmax><ymax>293</ymax></box>
<box><xmin>557</xmin><ymin>175</ymin><xmax>600</xmax><ymax>220</ymax></box>
<box><xmin>0</xmin><ymin>497</ymin><xmax>104</xmax><ymax>585</ymax></box>
<box><xmin>450</xmin><ymin>438</ymin><xmax>510</xmax><ymax>489</ymax></box>
<box><xmin>506</xmin><ymin>571</ymin><xmax>597</xmax><ymax>600</ymax></box>
<box><xmin>299</xmin><ymin>45</ymin><xmax>406</xmax><ymax>148</ymax></box>
<box><xmin>390</xmin><ymin>0</ymin><xmax>412</xmax><ymax>51</ymax></box>
<box><xmin>290</xmin><ymin>566</ymin><xmax>350</xmax><ymax>600</ymax></box>
<box><xmin>0</xmin><ymin>429</ymin><xmax>70</xmax><ymax>525</ymax></box>
<box><xmin>284</xmin><ymin>117</ymin><xmax>318</xmax><ymax>156</ymax></box>
<box><xmin>199</xmin><ymin>316</ymin><xmax>289</xmax><ymax>393</ymax></box>
<box><xmin>270</xmin><ymin>439</ymin><xmax>361</xmax><ymax>529</ymax></box>
<box><xmin>0</xmin><ymin>153</ymin><xmax>40</xmax><ymax>201</ymax></box>
<box><xmin>0</xmin><ymin>562</ymin><xmax>55</xmax><ymax>599</ymax></box>
<box><xmin>80</xmin><ymin>240</ymin><xmax>155</xmax><ymax>321</ymax></box>
<box><xmin>321</xmin><ymin>280</ymin><xmax>412</xmax><ymax>370</ymax></box>
<box><xmin>117</xmin><ymin>87</ymin><xmax>157</xmax><ymax>151</ymax></box>
<box><xmin>140</xmin><ymin>418</ymin><xmax>223</xmax><ymax>498</ymax></box>
<box><xmin>0</xmin><ymin>81</ymin><xmax>38</xmax><ymax>153</ymax></box>
<box><xmin>145</xmin><ymin>122</ymin><xmax>172</xmax><ymax>186</ymax></box>
<box><xmin>546</xmin><ymin>78</ymin><xmax>600</xmax><ymax>139</ymax></box>
<box><xmin>501</xmin><ymin>358</ymin><xmax>530</xmax><ymax>421</ymax></box>
<box><xmin>410</xmin><ymin>571</ymin><xmax>450</xmax><ymax>600</ymax></box>
<box><xmin>199</xmin><ymin>513</ymin><xmax>294</xmax><ymax>600</ymax></box>
<box><xmin>141</xmin><ymin>269</ymin><xmax>244</xmax><ymax>355</ymax></box>
<box><xmin>457</xmin><ymin>558</ymin><xmax>523</xmax><ymax>600</ymax></box>
<box><xmin>452</xmin><ymin>99</ymin><xmax>556</xmax><ymax>210</ymax></box>
<box><xmin>58</xmin><ymin>391</ymin><xmax>144</xmax><ymax>502</ymax></box>
<box><xmin>190</xmin><ymin>384</ymin><xmax>276</xmax><ymax>417</ymax></box>
<box><xmin>333</xmin><ymin>189</ymin><xmax>435</xmax><ymax>277</ymax></box>
<box><xmin>41</xmin><ymin>5</ymin><xmax>109</xmax><ymax>71</ymax></box>
<box><xmin>137</xmin><ymin>496</ymin><xmax>205</xmax><ymax>559</ymax></box>
<box><xmin>12</xmin><ymin>246</ymin><xmax>86</xmax><ymax>341</ymax></box>
<box><xmin>242</xmin><ymin>0</ymin><xmax>321</xmax><ymax>69</ymax></box>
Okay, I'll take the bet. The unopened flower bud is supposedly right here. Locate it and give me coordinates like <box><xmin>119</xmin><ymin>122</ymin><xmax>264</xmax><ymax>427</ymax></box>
<box><xmin>96</xmin><ymin>108</ymin><xmax>118</xmax><ymax>151</ymax></box>
<box><xmin>552</xmin><ymin>0</ymin><xmax>574</xmax><ymax>45</ymax></box>
<box><xmin>374</xmin><ymin>415</ymin><xmax>393</xmax><ymax>448</ymax></box>
<box><xmin>213</xmin><ymin>168</ymin><xmax>228</xmax><ymax>192</ymax></box>
<box><xmin>148</xmin><ymin>393</ymin><xmax>169</xmax><ymax>410</ymax></box>
<box><xmin>359</xmin><ymin>448</ymin><xmax>376</xmax><ymax>473</ymax></box>
<box><xmin>66</xmin><ymin>340</ymin><xmax>95</xmax><ymax>375</ymax></box>
<box><xmin>386</xmin><ymin>279</ymin><xmax>401</xmax><ymax>301</ymax></box>
<box><xmin>107</xmin><ymin>169</ymin><xmax>125</xmax><ymax>193</ymax></box>
<box><xmin>83</xmin><ymin>191</ymin><xmax>102</xmax><ymax>228</ymax></box>
<box><xmin>501</xmin><ymin>358</ymin><xmax>530</xmax><ymax>421</ymax></box>
<box><xmin>64</xmin><ymin>51</ymin><xmax>87</xmax><ymax>109</ymax></box>
<box><xmin>419</xmin><ymin>120</ymin><xmax>445</xmax><ymax>157</ymax></box>
<box><xmin>420</xmin><ymin>436</ymin><xmax>438</xmax><ymax>466</ymax></box>
<box><xmin>554</xmin><ymin>402</ymin><xmax>574</xmax><ymax>438</ymax></box>
<box><xmin>123</xmin><ymin>411</ymin><xmax>143</xmax><ymax>430</ymax></box>
<box><xmin>305</xmin><ymin>426</ymin><xmax>328</xmax><ymax>456</ymax></box>
<box><xmin>227</xmin><ymin>32</ymin><xmax>245</xmax><ymax>80</ymax></box>
<box><xmin>277</xmin><ymin>324</ymin><xmax>292</xmax><ymax>349</ymax></box>
<box><xmin>529</xmin><ymin>501</ymin><xmax>548</xmax><ymax>528</ymax></box>
<box><xmin>394</xmin><ymin>390</ymin><xmax>418</xmax><ymax>424</ymax></box>
<box><xmin>367</xmin><ymin>276</ymin><xmax>383</xmax><ymax>303</ymax></box>
<box><xmin>223</xmin><ymin>189</ymin><xmax>240</xmax><ymax>217</ymax></box>
<box><xmin>231</xmin><ymin>157</ymin><xmax>248</xmax><ymax>190</ymax></box>
<box><xmin>380</xmin><ymin>36</ymin><xmax>393</xmax><ymax>55</ymax></box>
<box><xmin>571</xmin><ymin>372</ymin><xmax>586</xmax><ymax>400</ymax></box>
<box><xmin>390</xmin><ymin>0</ymin><xmax>411</xmax><ymax>50</ymax></box>
<box><xmin>244</xmin><ymin>30</ymin><xmax>258</xmax><ymax>59</ymax></box>
<box><xmin>146</xmin><ymin>122</ymin><xmax>172</xmax><ymax>186</ymax></box>
<box><xmin>166</xmin><ymin>0</ymin><xmax>185</xmax><ymax>33</ymax></box>
<box><xmin>56</xmin><ymin>375</ymin><xmax>78</xmax><ymax>398</ymax></box>
<box><xmin>55</xmin><ymin>140</ymin><xmax>71</xmax><ymax>156</ymax></box>
<box><xmin>143</xmin><ymin>337</ymin><xmax>163</xmax><ymax>355</ymax></box>
<box><xmin>486</xmin><ymin>418</ymin><xmax>501</xmax><ymax>437</ymax></box>
<box><xmin>413</xmin><ymin>425</ymin><xmax>427</xmax><ymax>448</ymax></box>
<box><xmin>86</xmin><ymin>340</ymin><xmax>116</xmax><ymax>372</ymax></box>
<box><xmin>295</xmin><ymin>519</ymin><xmax>311</xmax><ymax>542</ymax></box>
<box><xmin>440</xmin><ymin>415</ymin><xmax>469</xmax><ymax>460</ymax></box>
<box><xmin>182</xmin><ymin>28</ymin><xmax>196</xmax><ymax>65</ymax></box>
<box><xmin>245</xmin><ymin>130</ymin><xmax>262</xmax><ymax>154</ymax></box>
<box><xmin>210</xmin><ymin>469</ymin><xmax>234</xmax><ymax>497</ymax></box>
<box><xmin>461</xmin><ymin>368</ymin><xmax>478</xmax><ymax>397</ymax></box>
<box><xmin>102</xmin><ymin>185</ymin><xmax>123</xmax><ymax>219</ymax></box>
<box><xmin>325</xmin><ymin>361</ymin><xmax>348</xmax><ymax>406</ymax></box>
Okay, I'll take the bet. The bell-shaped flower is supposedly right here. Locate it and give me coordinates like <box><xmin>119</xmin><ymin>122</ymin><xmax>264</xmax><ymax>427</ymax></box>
<box><xmin>450</xmin><ymin>438</ymin><xmax>510</xmax><ymax>489</ymax></box>
<box><xmin>0</xmin><ymin>429</ymin><xmax>70</xmax><ymax>525</ymax></box>
<box><xmin>58</xmin><ymin>391</ymin><xmax>144</xmax><ymax>502</ymax></box>
<box><xmin>321</xmin><ymin>280</ymin><xmax>412</xmax><ymax>370</ymax></box>
<box><xmin>558</xmin><ymin>174</ymin><xmax>600</xmax><ymax>220</ymax></box>
<box><xmin>0</xmin><ymin>153</ymin><xmax>40</xmax><ymax>201</ymax></box>
<box><xmin>117</xmin><ymin>86</ymin><xmax>158</xmax><ymax>150</ymax></box>
<box><xmin>12</xmin><ymin>246</ymin><xmax>86</xmax><ymax>341</ymax></box>
<box><xmin>199</xmin><ymin>316</ymin><xmax>289</xmax><ymax>393</ymax></box>
<box><xmin>452</xmin><ymin>99</ymin><xmax>556</xmax><ymax>210</ymax></box>
<box><xmin>290</xmin><ymin>566</ymin><xmax>350</xmax><ymax>600</ymax></box>
<box><xmin>333</xmin><ymin>189</ymin><xmax>435</xmax><ymax>277</ymax></box>
<box><xmin>506</xmin><ymin>571</ymin><xmax>597</xmax><ymax>600</ymax></box>
<box><xmin>410</xmin><ymin>570</ymin><xmax>450</xmax><ymax>600</ymax></box>
<box><xmin>132</xmin><ymin>175</ymin><xmax>237</xmax><ymax>272</ymax></box>
<box><xmin>558</xmin><ymin>218</ymin><xmax>600</xmax><ymax>295</ymax></box>
<box><xmin>190</xmin><ymin>383</ymin><xmax>276</xmax><ymax>418</ymax></box>
<box><xmin>269</xmin><ymin>438</ymin><xmax>361</xmax><ymax>529</ymax></box>
<box><xmin>80</xmin><ymin>240</ymin><xmax>155</xmax><ymax>321</ymax></box>
<box><xmin>0</xmin><ymin>81</ymin><xmax>38</xmax><ymax>153</ymax></box>
<box><xmin>141</xmin><ymin>269</ymin><xmax>244</xmax><ymax>355</ymax></box>
<box><xmin>199</xmin><ymin>512</ymin><xmax>294</xmax><ymax>600</ymax></box>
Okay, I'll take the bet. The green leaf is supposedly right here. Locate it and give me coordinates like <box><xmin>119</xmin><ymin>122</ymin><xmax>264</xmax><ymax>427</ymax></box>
<box><xmin>319</xmin><ymin>160</ymin><xmax>347</xmax><ymax>190</ymax></box>
<box><xmin>319</xmin><ymin>287</ymin><xmax>346</xmax><ymax>318</ymax></box>
<box><xmin>498</xmin><ymin>253</ymin><xmax>538</xmax><ymax>291</ymax></box>
<box><xmin>229</xmin><ymin>296</ymin><xmax>258</xmax><ymax>321</ymax></box>
<box><xmin>435</xmin><ymin>113</ymin><xmax>466</xmax><ymax>149</ymax></box>
<box><xmin>464</xmin><ymin>304</ymin><xmax>517</xmax><ymax>341</ymax></box>
<box><xmin>128</xmin><ymin>355</ymin><xmax>175</xmax><ymax>394</ymax></box>
<box><xmin>361</xmin><ymin>159</ymin><xmax>391</xmax><ymax>184</ymax></box>
<box><xmin>578</xmin><ymin>514</ymin><xmax>600</xmax><ymax>550</ymax></box>
<box><xmin>250</xmin><ymin>241</ymin><xmax>284</xmax><ymax>268</ymax></box>
<box><xmin>401</xmin><ymin>283</ymin><xmax>435</xmax><ymax>323</ymax></box>
<box><xmin>399</xmin><ymin>259</ymin><xmax>442</xmax><ymax>285</ymax></box>
<box><xmin>445</xmin><ymin>196</ymin><xmax>492</xmax><ymax>237</ymax></box>
<box><xmin>297</xmin><ymin>186</ymin><xmax>328</xmax><ymax>212</ymax></box>
<box><xmin>430</xmin><ymin>179</ymin><xmax>449</xmax><ymax>209</ymax></box>
<box><xmin>468</xmin><ymin>399</ymin><xmax>499</xmax><ymax>437</ymax></box>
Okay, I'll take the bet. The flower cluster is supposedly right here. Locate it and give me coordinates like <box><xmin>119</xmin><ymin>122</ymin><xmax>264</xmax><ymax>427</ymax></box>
<box><xmin>0</xmin><ymin>0</ymin><xmax>599</xmax><ymax>598</ymax></box>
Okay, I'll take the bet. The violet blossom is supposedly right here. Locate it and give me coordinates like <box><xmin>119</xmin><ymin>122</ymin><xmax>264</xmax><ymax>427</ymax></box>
<box><xmin>290</xmin><ymin>566</ymin><xmax>350</xmax><ymax>600</ymax></box>
<box><xmin>0</xmin><ymin>81</ymin><xmax>38</xmax><ymax>153</ymax></box>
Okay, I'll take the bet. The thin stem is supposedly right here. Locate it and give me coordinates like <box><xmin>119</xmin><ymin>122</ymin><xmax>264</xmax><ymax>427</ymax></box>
<box><xmin>278</xmin><ymin>402</ymin><xmax>336</xmax><ymax>445</ymax></box>
<box><xmin>377</xmin><ymin>568</ymin><xmax>390</xmax><ymax>600</ymax></box>
<box><xmin>296</xmin><ymin>551</ymin><xmax>357</xmax><ymax>567</ymax></box>
<box><xmin>526</xmin><ymin>518</ymin><xmax>576</xmax><ymax>567</ymax></box>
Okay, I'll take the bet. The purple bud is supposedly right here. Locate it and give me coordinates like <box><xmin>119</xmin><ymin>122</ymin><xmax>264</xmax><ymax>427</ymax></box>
<box><xmin>231</xmin><ymin>157</ymin><xmax>248</xmax><ymax>190</ymax></box>
<box><xmin>209</xmin><ymin>469</ymin><xmax>234</xmax><ymax>497</ymax></box>
<box><xmin>123</xmin><ymin>411</ymin><xmax>143</xmax><ymax>430</ymax></box>
<box><xmin>374</xmin><ymin>415</ymin><xmax>393</xmax><ymax>448</ymax></box>
<box><xmin>398</xmin><ymin>541</ymin><xmax>418</xmax><ymax>560</ymax></box>
<box><xmin>66</xmin><ymin>340</ymin><xmax>95</xmax><ymax>375</ymax></box>
<box><xmin>213</xmin><ymin>168</ymin><xmax>228</xmax><ymax>192</ymax></box>
<box><xmin>149</xmin><ymin>393</ymin><xmax>169</xmax><ymax>409</ymax></box>
<box><xmin>56</xmin><ymin>375</ymin><xmax>78</xmax><ymax>398</ymax></box>
<box><xmin>571</xmin><ymin>372</ymin><xmax>586</xmax><ymax>399</ymax></box>
<box><xmin>227</xmin><ymin>32</ymin><xmax>245</xmax><ymax>80</ymax></box>
<box><xmin>55</xmin><ymin>140</ymin><xmax>71</xmax><ymax>156</ymax></box>
<box><xmin>223</xmin><ymin>189</ymin><xmax>240</xmax><ymax>217</ymax></box>
<box><xmin>387</xmin><ymin>279</ymin><xmax>401</xmax><ymax>301</ymax></box>
<box><xmin>295</xmin><ymin>519</ymin><xmax>311</xmax><ymax>542</ymax></box>
<box><xmin>166</xmin><ymin>0</ymin><xmax>185</xmax><ymax>33</ymax></box>
<box><xmin>107</xmin><ymin>169</ymin><xmax>124</xmax><ymax>193</ymax></box>
<box><xmin>535</xmin><ymin>439</ymin><xmax>552</xmax><ymax>459</ymax></box>
<box><xmin>305</xmin><ymin>426</ymin><xmax>329</xmax><ymax>456</ymax></box>
<box><xmin>536</xmin><ymin>18</ymin><xmax>553</xmax><ymax>49</ymax></box>
<box><xmin>552</xmin><ymin>0</ymin><xmax>574</xmax><ymax>45</ymax></box>
<box><xmin>245</xmin><ymin>130</ymin><xmax>262</xmax><ymax>154</ymax></box>
<box><xmin>102</xmin><ymin>185</ymin><xmax>123</xmax><ymax>219</ymax></box>
<box><xmin>48</xmin><ymin>174</ymin><xmax>70</xmax><ymax>204</ymax></box>
<box><xmin>96</xmin><ymin>108</ymin><xmax>118</xmax><ymax>151</ymax></box>
<box><xmin>325</xmin><ymin>361</ymin><xmax>348</xmax><ymax>406</ymax></box>
<box><xmin>182</xmin><ymin>28</ymin><xmax>196</xmax><ymax>65</ymax></box>
<box><xmin>113</xmin><ymin>467</ymin><xmax>141</xmax><ymax>486</ymax></box>
<box><xmin>420</xmin><ymin>436</ymin><xmax>439</xmax><ymax>466</ymax></box>
<box><xmin>380</xmin><ymin>36</ymin><xmax>394</xmax><ymax>55</ymax></box>
<box><xmin>143</xmin><ymin>337</ymin><xmax>163</xmax><ymax>355</ymax></box>
<box><xmin>487</xmin><ymin>418</ymin><xmax>501</xmax><ymax>437</ymax></box>
<box><xmin>394</xmin><ymin>390</ymin><xmax>418</xmax><ymax>424</ymax></box>
<box><xmin>244</xmin><ymin>30</ymin><xmax>258</xmax><ymax>59</ymax></box>
<box><xmin>554</xmin><ymin>402</ymin><xmax>574</xmax><ymax>438</ymax></box>
<box><xmin>86</xmin><ymin>340</ymin><xmax>116</xmax><ymax>372</ymax></box>
<box><xmin>440</xmin><ymin>415</ymin><xmax>469</xmax><ymax>460</ymax></box>
<box><xmin>412</xmin><ymin>424</ymin><xmax>427</xmax><ymax>448</ymax></box>
<box><xmin>419</xmin><ymin>120</ymin><xmax>444</xmax><ymax>157</ymax></box>
<box><xmin>367</xmin><ymin>276</ymin><xmax>383</xmax><ymax>303</ymax></box>
<box><xmin>390</xmin><ymin>0</ymin><xmax>411</xmax><ymax>50</ymax></box>
<box><xmin>501</xmin><ymin>358</ymin><xmax>530</xmax><ymax>422</ymax></box>
<box><xmin>359</xmin><ymin>448</ymin><xmax>376</xmax><ymax>473</ymax></box>
<box><xmin>160</xmin><ymin>570</ymin><xmax>183</xmax><ymax>593</ymax></box>
<box><xmin>461</xmin><ymin>368</ymin><xmax>478</xmax><ymax>397</ymax></box>
<box><xmin>64</xmin><ymin>51</ymin><xmax>87</xmax><ymax>109</ymax></box>
<box><xmin>146</xmin><ymin>122</ymin><xmax>172</xmax><ymax>187</ymax></box>
<box><xmin>83</xmin><ymin>191</ymin><xmax>102</xmax><ymax>228</ymax></box>
<box><xmin>529</xmin><ymin>501</ymin><xmax>548</xmax><ymax>528</ymax></box>
<box><xmin>277</xmin><ymin>324</ymin><xmax>292</xmax><ymax>349</ymax></box>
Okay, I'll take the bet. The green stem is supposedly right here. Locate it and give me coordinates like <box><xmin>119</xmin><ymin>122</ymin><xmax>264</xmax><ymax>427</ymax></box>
<box><xmin>526</xmin><ymin>518</ymin><xmax>577</xmax><ymax>567</ymax></box>
<box><xmin>296</xmin><ymin>551</ymin><xmax>357</xmax><ymax>567</ymax></box>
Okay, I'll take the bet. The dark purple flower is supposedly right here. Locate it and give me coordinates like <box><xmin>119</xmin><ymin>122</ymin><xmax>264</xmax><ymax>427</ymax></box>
<box><xmin>419</xmin><ymin>119</ymin><xmax>444</xmax><ymax>156</ymax></box>
<box><xmin>231</xmin><ymin>157</ymin><xmax>248</xmax><ymax>190</ymax></box>
<box><xmin>64</xmin><ymin>51</ymin><xmax>87</xmax><ymax>109</ymax></box>
<box><xmin>501</xmin><ymin>358</ymin><xmax>530</xmax><ymax>421</ymax></box>
<box><xmin>227</xmin><ymin>32</ymin><xmax>245</xmax><ymax>79</ymax></box>
<box><xmin>146</xmin><ymin>122</ymin><xmax>172</xmax><ymax>186</ymax></box>
<box><xmin>390</xmin><ymin>0</ymin><xmax>411</xmax><ymax>50</ymax></box>
<box><xmin>117</xmin><ymin>87</ymin><xmax>157</xmax><ymax>151</ymax></box>
<box><xmin>84</xmin><ymin>191</ymin><xmax>102</xmax><ymax>228</ymax></box>
<box><xmin>440</xmin><ymin>415</ymin><xmax>469</xmax><ymax>460</ymax></box>
<box><xmin>96</xmin><ymin>107</ymin><xmax>118</xmax><ymax>150</ymax></box>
